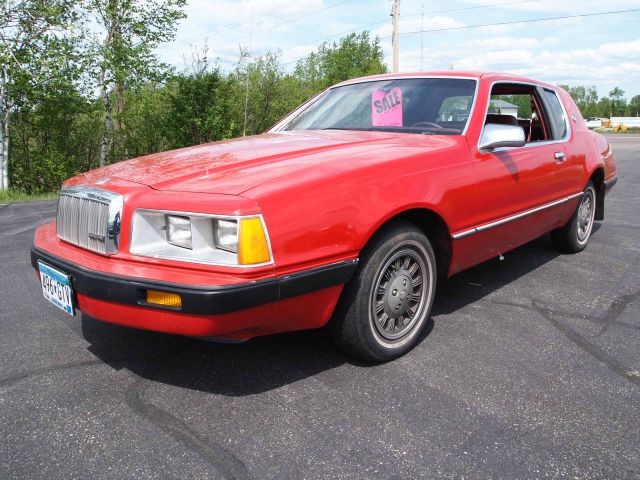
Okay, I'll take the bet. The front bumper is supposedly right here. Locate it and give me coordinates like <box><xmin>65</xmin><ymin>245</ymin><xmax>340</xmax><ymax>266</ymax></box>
<box><xmin>31</xmin><ymin>246</ymin><xmax>357</xmax><ymax>315</ymax></box>
<box><xmin>32</xmin><ymin>219</ymin><xmax>358</xmax><ymax>338</ymax></box>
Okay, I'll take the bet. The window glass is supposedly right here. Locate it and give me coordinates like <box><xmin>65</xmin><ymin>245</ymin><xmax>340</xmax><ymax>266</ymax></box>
<box><xmin>484</xmin><ymin>84</ymin><xmax>551</xmax><ymax>143</ymax></box>
<box><xmin>488</xmin><ymin>95</ymin><xmax>532</xmax><ymax>119</ymax></box>
<box><xmin>282</xmin><ymin>78</ymin><xmax>477</xmax><ymax>135</ymax></box>
<box><xmin>438</xmin><ymin>96</ymin><xmax>474</xmax><ymax>123</ymax></box>
<box><xmin>542</xmin><ymin>89</ymin><xmax>567</xmax><ymax>139</ymax></box>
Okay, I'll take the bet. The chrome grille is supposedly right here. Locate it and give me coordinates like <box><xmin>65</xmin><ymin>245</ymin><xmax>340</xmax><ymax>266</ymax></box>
<box><xmin>56</xmin><ymin>186</ymin><xmax>123</xmax><ymax>255</ymax></box>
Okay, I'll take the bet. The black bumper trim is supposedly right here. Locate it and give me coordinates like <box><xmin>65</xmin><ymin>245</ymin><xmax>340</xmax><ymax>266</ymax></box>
<box><xmin>604</xmin><ymin>175</ymin><xmax>618</xmax><ymax>193</ymax></box>
<box><xmin>31</xmin><ymin>246</ymin><xmax>358</xmax><ymax>315</ymax></box>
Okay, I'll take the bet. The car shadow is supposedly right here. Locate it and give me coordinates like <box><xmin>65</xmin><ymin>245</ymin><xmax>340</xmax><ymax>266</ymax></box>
<box><xmin>432</xmin><ymin>232</ymin><xmax>562</xmax><ymax>316</ymax></box>
<box><xmin>79</xmin><ymin>231</ymin><xmax>588</xmax><ymax>397</ymax></box>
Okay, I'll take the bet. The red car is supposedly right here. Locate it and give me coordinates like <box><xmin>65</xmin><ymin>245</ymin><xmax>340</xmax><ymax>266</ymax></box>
<box><xmin>32</xmin><ymin>72</ymin><xmax>617</xmax><ymax>361</ymax></box>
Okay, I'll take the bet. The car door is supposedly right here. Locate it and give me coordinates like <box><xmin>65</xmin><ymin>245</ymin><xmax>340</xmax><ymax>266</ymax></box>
<box><xmin>460</xmin><ymin>82</ymin><xmax>570</xmax><ymax>267</ymax></box>
<box><xmin>538</xmin><ymin>87</ymin><xmax>583</xmax><ymax>197</ymax></box>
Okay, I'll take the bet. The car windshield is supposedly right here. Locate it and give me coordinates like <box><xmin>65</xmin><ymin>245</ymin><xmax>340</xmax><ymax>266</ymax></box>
<box><xmin>281</xmin><ymin>78</ymin><xmax>477</xmax><ymax>135</ymax></box>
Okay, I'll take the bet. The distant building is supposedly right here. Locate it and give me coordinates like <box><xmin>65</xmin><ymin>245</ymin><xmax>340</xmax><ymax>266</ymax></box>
<box><xmin>489</xmin><ymin>99</ymin><xmax>518</xmax><ymax>118</ymax></box>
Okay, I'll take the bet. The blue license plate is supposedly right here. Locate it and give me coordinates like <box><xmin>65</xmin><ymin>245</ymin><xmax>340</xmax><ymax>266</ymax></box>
<box><xmin>38</xmin><ymin>261</ymin><xmax>75</xmax><ymax>316</ymax></box>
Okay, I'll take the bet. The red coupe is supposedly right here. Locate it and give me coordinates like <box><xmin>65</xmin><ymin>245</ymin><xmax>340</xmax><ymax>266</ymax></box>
<box><xmin>32</xmin><ymin>72</ymin><xmax>617</xmax><ymax>361</ymax></box>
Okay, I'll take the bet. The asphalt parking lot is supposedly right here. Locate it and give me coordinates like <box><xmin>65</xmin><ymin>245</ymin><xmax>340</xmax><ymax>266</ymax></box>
<box><xmin>1</xmin><ymin>135</ymin><xmax>639</xmax><ymax>479</ymax></box>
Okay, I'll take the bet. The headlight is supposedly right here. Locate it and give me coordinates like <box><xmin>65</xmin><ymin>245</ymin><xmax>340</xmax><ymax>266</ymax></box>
<box><xmin>165</xmin><ymin>215</ymin><xmax>192</xmax><ymax>249</ymax></box>
<box><xmin>214</xmin><ymin>219</ymin><xmax>238</xmax><ymax>253</ymax></box>
<box><xmin>130</xmin><ymin>209</ymin><xmax>272</xmax><ymax>267</ymax></box>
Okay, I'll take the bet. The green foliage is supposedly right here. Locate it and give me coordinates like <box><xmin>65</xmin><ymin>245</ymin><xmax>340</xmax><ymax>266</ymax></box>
<box><xmin>1</xmin><ymin>0</ymin><xmax>82</xmax><ymax>189</ymax></box>
<box><xmin>491</xmin><ymin>95</ymin><xmax>532</xmax><ymax>119</ymax></box>
<box><xmin>7</xmin><ymin>26</ymin><xmax>389</xmax><ymax>193</ymax></box>
<box><xmin>560</xmin><ymin>84</ymin><xmax>637</xmax><ymax>119</ymax></box>
<box><xmin>628</xmin><ymin>95</ymin><xmax>640</xmax><ymax>117</ymax></box>
<box><xmin>3</xmin><ymin>1</ymin><xmax>639</xmax><ymax>194</ymax></box>
<box><xmin>86</xmin><ymin>0</ymin><xmax>187</xmax><ymax>88</ymax></box>
<box><xmin>558</xmin><ymin>84</ymin><xmax>599</xmax><ymax>118</ymax></box>
<box><xmin>608</xmin><ymin>87</ymin><xmax>626</xmax><ymax>116</ymax></box>
<box><xmin>295</xmin><ymin>32</ymin><xmax>388</xmax><ymax>93</ymax></box>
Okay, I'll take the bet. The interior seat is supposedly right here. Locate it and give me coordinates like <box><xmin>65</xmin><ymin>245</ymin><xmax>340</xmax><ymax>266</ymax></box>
<box><xmin>485</xmin><ymin>114</ymin><xmax>519</xmax><ymax>126</ymax></box>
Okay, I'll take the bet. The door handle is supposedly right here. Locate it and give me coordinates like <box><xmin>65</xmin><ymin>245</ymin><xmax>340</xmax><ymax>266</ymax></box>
<box><xmin>554</xmin><ymin>151</ymin><xmax>566</xmax><ymax>162</ymax></box>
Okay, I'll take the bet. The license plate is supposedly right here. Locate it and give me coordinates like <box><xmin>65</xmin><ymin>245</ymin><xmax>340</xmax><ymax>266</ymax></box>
<box><xmin>38</xmin><ymin>261</ymin><xmax>75</xmax><ymax>316</ymax></box>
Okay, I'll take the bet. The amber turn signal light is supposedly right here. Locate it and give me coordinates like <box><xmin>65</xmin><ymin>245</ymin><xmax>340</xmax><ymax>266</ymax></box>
<box><xmin>238</xmin><ymin>217</ymin><xmax>271</xmax><ymax>265</ymax></box>
<box><xmin>146</xmin><ymin>290</ymin><xmax>182</xmax><ymax>309</ymax></box>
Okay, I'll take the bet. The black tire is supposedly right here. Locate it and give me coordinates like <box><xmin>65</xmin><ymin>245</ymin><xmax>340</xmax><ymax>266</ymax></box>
<box><xmin>551</xmin><ymin>181</ymin><xmax>597</xmax><ymax>253</ymax></box>
<box><xmin>329</xmin><ymin>220</ymin><xmax>437</xmax><ymax>362</ymax></box>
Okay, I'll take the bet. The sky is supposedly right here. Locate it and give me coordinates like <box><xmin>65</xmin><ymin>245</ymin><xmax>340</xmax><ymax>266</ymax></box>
<box><xmin>155</xmin><ymin>0</ymin><xmax>640</xmax><ymax>100</ymax></box>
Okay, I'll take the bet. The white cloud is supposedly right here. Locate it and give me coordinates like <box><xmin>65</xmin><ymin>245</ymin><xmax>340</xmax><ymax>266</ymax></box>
<box><xmin>396</xmin><ymin>34</ymin><xmax>640</xmax><ymax>97</ymax></box>
<box><xmin>155</xmin><ymin>0</ymin><xmax>640</xmax><ymax>98</ymax></box>
<box><xmin>456</xmin><ymin>0</ymin><xmax>640</xmax><ymax>14</ymax></box>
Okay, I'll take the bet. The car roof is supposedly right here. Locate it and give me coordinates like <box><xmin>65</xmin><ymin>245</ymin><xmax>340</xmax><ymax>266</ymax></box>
<box><xmin>333</xmin><ymin>71</ymin><xmax>561</xmax><ymax>91</ymax></box>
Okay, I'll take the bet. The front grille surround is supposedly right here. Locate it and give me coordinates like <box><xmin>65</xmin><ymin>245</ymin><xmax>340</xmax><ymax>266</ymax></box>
<box><xmin>56</xmin><ymin>186</ymin><xmax>123</xmax><ymax>255</ymax></box>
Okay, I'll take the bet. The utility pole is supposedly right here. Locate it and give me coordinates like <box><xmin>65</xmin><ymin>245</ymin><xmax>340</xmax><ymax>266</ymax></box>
<box><xmin>420</xmin><ymin>2</ymin><xmax>424</xmax><ymax>71</ymax></box>
<box><xmin>391</xmin><ymin>0</ymin><xmax>400</xmax><ymax>73</ymax></box>
<box><xmin>242</xmin><ymin>6</ymin><xmax>254</xmax><ymax>137</ymax></box>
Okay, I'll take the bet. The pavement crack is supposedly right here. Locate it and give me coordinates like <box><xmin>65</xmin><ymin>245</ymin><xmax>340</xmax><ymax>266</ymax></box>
<box><xmin>599</xmin><ymin>289</ymin><xmax>640</xmax><ymax>335</ymax></box>
<box><xmin>0</xmin><ymin>359</ymin><xmax>104</xmax><ymax>388</ymax></box>
<box><xmin>492</xmin><ymin>298</ymin><xmax>640</xmax><ymax>388</ymax></box>
<box><xmin>125</xmin><ymin>376</ymin><xmax>251</xmax><ymax>480</ymax></box>
<box><xmin>1</xmin><ymin>352</ymin><xmax>251</xmax><ymax>479</ymax></box>
<box><xmin>0</xmin><ymin>354</ymin><xmax>176</xmax><ymax>389</ymax></box>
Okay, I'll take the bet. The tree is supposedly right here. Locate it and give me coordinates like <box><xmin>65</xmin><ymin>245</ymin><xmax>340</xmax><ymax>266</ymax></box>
<box><xmin>165</xmin><ymin>48</ymin><xmax>235</xmax><ymax>147</ymax></box>
<box><xmin>231</xmin><ymin>49</ymin><xmax>303</xmax><ymax>136</ymax></box>
<box><xmin>628</xmin><ymin>95</ymin><xmax>640</xmax><ymax>117</ymax></box>
<box><xmin>0</xmin><ymin>0</ymin><xmax>78</xmax><ymax>190</ymax></box>
<box><xmin>85</xmin><ymin>0</ymin><xmax>186</xmax><ymax>166</ymax></box>
<box><xmin>597</xmin><ymin>97</ymin><xmax>612</xmax><ymax>119</ymax></box>
<box><xmin>295</xmin><ymin>31</ymin><xmax>387</xmax><ymax>95</ymax></box>
<box><xmin>559</xmin><ymin>84</ymin><xmax>599</xmax><ymax>117</ymax></box>
<box><xmin>608</xmin><ymin>87</ymin><xmax>627</xmax><ymax>117</ymax></box>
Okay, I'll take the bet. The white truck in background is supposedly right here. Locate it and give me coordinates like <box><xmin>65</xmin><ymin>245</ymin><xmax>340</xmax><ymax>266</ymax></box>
<box><xmin>585</xmin><ymin>117</ymin><xmax>606</xmax><ymax>129</ymax></box>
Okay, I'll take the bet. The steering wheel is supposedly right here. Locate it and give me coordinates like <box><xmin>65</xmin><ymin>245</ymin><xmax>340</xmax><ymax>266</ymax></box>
<box><xmin>410</xmin><ymin>121</ymin><xmax>442</xmax><ymax>129</ymax></box>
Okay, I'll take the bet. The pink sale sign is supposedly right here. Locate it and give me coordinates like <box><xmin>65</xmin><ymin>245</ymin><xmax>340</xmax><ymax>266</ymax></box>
<box><xmin>372</xmin><ymin>87</ymin><xmax>403</xmax><ymax>127</ymax></box>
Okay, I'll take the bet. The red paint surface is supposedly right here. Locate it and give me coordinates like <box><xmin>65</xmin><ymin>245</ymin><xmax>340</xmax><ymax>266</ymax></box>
<box><xmin>34</xmin><ymin>71</ymin><xmax>616</xmax><ymax>338</ymax></box>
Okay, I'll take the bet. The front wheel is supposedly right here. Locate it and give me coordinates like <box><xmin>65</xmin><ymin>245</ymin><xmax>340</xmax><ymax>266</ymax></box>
<box><xmin>551</xmin><ymin>181</ymin><xmax>597</xmax><ymax>253</ymax></box>
<box><xmin>330</xmin><ymin>221</ymin><xmax>436</xmax><ymax>362</ymax></box>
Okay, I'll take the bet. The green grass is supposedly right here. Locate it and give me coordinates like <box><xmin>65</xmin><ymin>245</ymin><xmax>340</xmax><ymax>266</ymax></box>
<box><xmin>0</xmin><ymin>189</ymin><xmax>57</xmax><ymax>204</ymax></box>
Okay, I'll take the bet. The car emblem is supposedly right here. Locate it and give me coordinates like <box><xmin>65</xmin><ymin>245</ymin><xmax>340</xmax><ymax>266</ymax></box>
<box><xmin>95</xmin><ymin>178</ymin><xmax>110</xmax><ymax>184</ymax></box>
<box><xmin>88</xmin><ymin>232</ymin><xmax>106</xmax><ymax>242</ymax></box>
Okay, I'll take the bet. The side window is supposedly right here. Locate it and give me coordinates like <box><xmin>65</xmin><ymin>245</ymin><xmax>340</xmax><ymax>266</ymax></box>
<box><xmin>541</xmin><ymin>89</ymin><xmax>567</xmax><ymax>140</ymax></box>
<box><xmin>485</xmin><ymin>84</ymin><xmax>551</xmax><ymax>143</ymax></box>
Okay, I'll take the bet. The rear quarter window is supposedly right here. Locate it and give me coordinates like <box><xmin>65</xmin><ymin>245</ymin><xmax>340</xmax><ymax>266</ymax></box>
<box><xmin>542</xmin><ymin>89</ymin><xmax>568</xmax><ymax>140</ymax></box>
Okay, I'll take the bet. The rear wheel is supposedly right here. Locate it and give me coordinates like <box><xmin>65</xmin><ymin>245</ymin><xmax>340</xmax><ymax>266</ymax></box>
<box><xmin>551</xmin><ymin>181</ymin><xmax>597</xmax><ymax>253</ymax></box>
<box><xmin>330</xmin><ymin>221</ymin><xmax>436</xmax><ymax>362</ymax></box>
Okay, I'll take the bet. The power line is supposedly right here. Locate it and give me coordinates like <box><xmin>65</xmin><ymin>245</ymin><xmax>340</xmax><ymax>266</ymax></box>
<box><xmin>261</xmin><ymin>0</ymin><xmax>548</xmax><ymax>68</ymax></box>
<box><xmin>167</xmin><ymin>0</ymin><xmax>542</xmax><ymax>53</ymax></box>
<box><xmin>157</xmin><ymin>4</ymin><xmax>291</xmax><ymax>51</ymax></box>
<box><xmin>402</xmin><ymin>0</ymin><xmax>542</xmax><ymax>18</ymax></box>
<box><xmin>383</xmin><ymin>7</ymin><xmax>640</xmax><ymax>38</ymax></box>
<box><xmin>279</xmin><ymin>18</ymin><xmax>391</xmax><ymax>66</ymax></box>
<box><xmin>190</xmin><ymin>0</ymin><xmax>358</xmax><ymax>53</ymax></box>
<box><xmin>215</xmin><ymin>0</ymin><xmax>543</xmax><ymax>56</ymax></box>
<box><xmin>160</xmin><ymin>0</ymin><xmax>546</xmax><ymax>67</ymax></box>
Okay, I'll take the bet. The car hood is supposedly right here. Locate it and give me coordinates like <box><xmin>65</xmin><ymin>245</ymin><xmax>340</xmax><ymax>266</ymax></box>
<box><xmin>71</xmin><ymin>130</ymin><xmax>460</xmax><ymax>195</ymax></box>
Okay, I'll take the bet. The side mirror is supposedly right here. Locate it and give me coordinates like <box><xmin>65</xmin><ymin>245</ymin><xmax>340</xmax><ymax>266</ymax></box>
<box><xmin>479</xmin><ymin>123</ymin><xmax>526</xmax><ymax>151</ymax></box>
